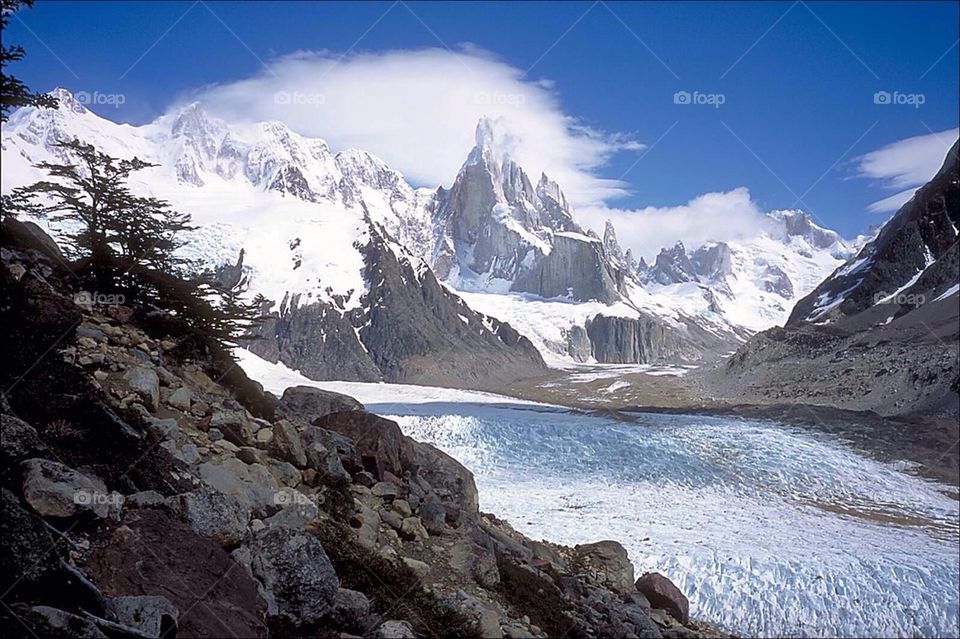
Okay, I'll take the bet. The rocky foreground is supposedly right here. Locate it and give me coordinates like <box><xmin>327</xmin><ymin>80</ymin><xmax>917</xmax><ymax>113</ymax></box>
<box><xmin>1</xmin><ymin>223</ymin><xmax>725</xmax><ymax>638</ymax></box>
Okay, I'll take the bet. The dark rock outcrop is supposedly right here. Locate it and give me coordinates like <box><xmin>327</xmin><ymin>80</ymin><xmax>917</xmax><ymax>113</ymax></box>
<box><xmin>636</xmin><ymin>572</ymin><xmax>689</xmax><ymax>623</ymax></box>
<box><xmin>279</xmin><ymin>385</ymin><xmax>364</xmax><ymax>422</ymax></box>
<box><xmin>249</xmin><ymin>222</ymin><xmax>546</xmax><ymax>390</ymax></box>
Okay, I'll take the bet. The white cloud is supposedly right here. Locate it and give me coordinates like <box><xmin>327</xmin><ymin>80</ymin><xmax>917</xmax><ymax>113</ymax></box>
<box><xmin>855</xmin><ymin>128</ymin><xmax>958</xmax><ymax>212</ymax></box>
<box><xmin>186</xmin><ymin>47</ymin><xmax>641</xmax><ymax>208</ymax></box>
<box><xmin>577</xmin><ymin>187</ymin><xmax>771</xmax><ymax>261</ymax></box>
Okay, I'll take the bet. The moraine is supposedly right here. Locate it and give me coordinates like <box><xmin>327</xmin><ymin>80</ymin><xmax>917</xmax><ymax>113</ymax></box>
<box><xmin>239</xmin><ymin>351</ymin><xmax>960</xmax><ymax>638</ymax></box>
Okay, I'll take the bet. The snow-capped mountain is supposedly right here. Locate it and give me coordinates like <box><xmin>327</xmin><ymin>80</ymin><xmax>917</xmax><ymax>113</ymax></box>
<box><xmin>1</xmin><ymin>89</ymin><xmax>860</xmax><ymax>373</ymax></box>
<box><xmin>790</xmin><ymin>139</ymin><xmax>959</xmax><ymax>326</ymax></box>
<box><xmin>636</xmin><ymin>211</ymin><xmax>857</xmax><ymax>331</ymax></box>
<box><xmin>1</xmin><ymin>89</ymin><xmax>546</xmax><ymax>388</ymax></box>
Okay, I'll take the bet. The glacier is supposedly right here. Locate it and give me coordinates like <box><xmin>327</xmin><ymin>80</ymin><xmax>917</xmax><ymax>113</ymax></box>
<box><xmin>237</xmin><ymin>350</ymin><xmax>960</xmax><ymax>638</ymax></box>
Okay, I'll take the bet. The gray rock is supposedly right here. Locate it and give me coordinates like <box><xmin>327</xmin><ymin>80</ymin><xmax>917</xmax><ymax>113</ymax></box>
<box><xmin>1</xmin><ymin>414</ymin><xmax>46</xmax><ymax>467</ymax></box>
<box><xmin>1</xmin><ymin>489</ymin><xmax>61</xmax><ymax>588</ymax></box>
<box><xmin>106</xmin><ymin>595</ymin><xmax>179</xmax><ymax>638</ymax></box>
<box><xmin>173</xmin><ymin>488</ymin><xmax>251</xmax><ymax>547</ymax></box>
<box><xmin>330</xmin><ymin>588</ymin><xmax>370</xmax><ymax>633</ymax></box>
<box><xmin>209</xmin><ymin>409</ymin><xmax>255</xmax><ymax>446</ymax></box>
<box><xmin>376</xmin><ymin>619</ymin><xmax>416</xmax><ymax>638</ymax></box>
<box><xmin>123</xmin><ymin>367</ymin><xmax>160</xmax><ymax>411</ymax></box>
<box><xmin>402</xmin><ymin>556</ymin><xmax>430</xmax><ymax>579</ymax></box>
<box><xmin>197</xmin><ymin>460</ymin><xmax>280</xmax><ymax>518</ymax></box>
<box><xmin>400</xmin><ymin>517</ymin><xmax>428</xmax><ymax>542</ymax></box>
<box><xmin>167</xmin><ymin>387</ymin><xmax>192</xmax><ymax>411</ymax></box>
<box><xmin>479</xmin><ymin>610</ymin><xmax>503</xmax><ymax>639</ymax></box>
<box><xmin>372</xmin><ymin>481</ymin><xmax>399</xmax><ymax>498</ymax></box>
<box><xmin>269</xmin><ymin>420</ymin><xmax>307</xmax><ymax>468</ymax></box>
<box><xmin>418</xmin><ymin>496</ymin><xmax>446</xmax><ymax>535</ymax></box>
<box><xmin>279</xmin><ymin>385</ymin><xmax>364</xmax><ymax>422</ymax></box>
<box><xmin>575</xmin><ymin>540</ymin><xmax>635</xmax><ymax>594</ymax></box>
<box><xmin>22</xmin><ymin>458</ymin><xmax>110</xmax><ymax>519</ymax></box>
<box><xmin>242</xmin><ymin>527</ymin><xmax>339</xmax><ymax>627</ymax></box>
<box><xmin>380</xmin><ymin>508</ymin><xmax>403</xmax><ymax>530</ymax></box>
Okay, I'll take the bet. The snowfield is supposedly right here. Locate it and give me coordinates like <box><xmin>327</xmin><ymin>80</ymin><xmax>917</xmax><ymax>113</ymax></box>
<box><xmin>239</xmin><ymin>350</ymin><xmax>960</xmax><ymax>638</ymax></box>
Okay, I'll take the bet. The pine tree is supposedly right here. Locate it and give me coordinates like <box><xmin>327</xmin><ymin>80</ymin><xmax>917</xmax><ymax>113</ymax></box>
<box><xmin>6</xmin><ymin>139</ymin><xmax>259</xmax><ymax>346</ymax></box>
<box><xmin>1</xmin><ymin>0</ymin><xmax>57</xmax><ymax>121</ymax></box>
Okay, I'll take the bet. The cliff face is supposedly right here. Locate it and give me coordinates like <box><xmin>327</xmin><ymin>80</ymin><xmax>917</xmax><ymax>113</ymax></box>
<box><xmin>512</xmin><ymin>233</ymin><xmax>624</xmax><ymax>304</ymax></box>
<box><xmin>714</xmin><ymin>142</ymin><xmax>959</xmax><ymax>418</ymax></box>
<box><xmin>248</xmin><ymin>221</ymin><xmax>547</xmax><ymax>390</ymax></box>
<box><xmin>1</xmin><ymin>221</ymin><xmax>722</xmax><ymax>638</ymax></box>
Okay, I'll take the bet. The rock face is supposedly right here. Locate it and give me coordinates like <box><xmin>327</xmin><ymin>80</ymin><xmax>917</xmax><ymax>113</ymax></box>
<box><xmin>575</xmin><ymin>540</ymin><xmax>635</xmax><ymax>594</ymax></box>
<box><xmin>428</xmin><ymin>118</ymin><xmax>631</xmax><ymax>305</ymax></box>
<box><xmin>790</xmin><ymin>140</ymin><xmax>959</xmax><ymax>325</ymax></box>
<box><xmin>249</xmin><ymin>221</ymin><xmax>546</xmax><ymax>390</ymax></box>
<box><xmin>315</xmin><ymin>411</ymin><xmax>409</xmax><ymax>480</ymax></box>
<box><xmin>586</xmin><ymin>315</ymin><xmax>684</xmax><ymax>364</ymax></box>
<box><xmin>279</xmin><ymin>385</ymin><xmax>364</xmax><ymax>422</ymax></box>
<box><xmin>237</xmin><ymin>526</ymin><xmax>340</xmax><ymax>628</ymax></box>
<box><xmin>716</xmin><ymin>140</ymin><xmax>959</xmax><ymax>418</ymax></box>
<box><xmin>22</xmin><ymin>458</ymin><xmax>110</xmax><ymax>519</ymax></box>
<box><xmin>513</xmin><ymin>232</ymin><xmax>623</xmax><ymax>303</ymax></box>
<box><xmin>636</xmin><ymin>573</ymin><xmax>689</xmax><ymax>623</ymax></box>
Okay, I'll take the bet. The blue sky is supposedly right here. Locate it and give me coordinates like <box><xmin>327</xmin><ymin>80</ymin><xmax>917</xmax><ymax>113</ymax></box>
<box><xmin>6</xmin><ymin>1</ymin><xmax>959</xmax><ymax>251</ymax></box>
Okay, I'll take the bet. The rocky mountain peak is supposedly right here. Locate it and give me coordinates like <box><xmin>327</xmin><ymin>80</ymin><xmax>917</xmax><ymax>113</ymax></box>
<box><xmin>603</xmin><ymin>220</ymin><xmax>625</xmax><ymax>263</ymax></box>
<box><xmin>47</xmin><ymin>87</ymin><xmax>88</xmax><ymax>114</ymax></box>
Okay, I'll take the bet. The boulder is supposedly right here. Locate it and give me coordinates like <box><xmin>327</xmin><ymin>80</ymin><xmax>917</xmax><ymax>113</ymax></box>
<box><xmin>418</xmin><ymin>496</ymin><xmax>446</xmax><ymax>535</ymax></box>
<box><xmin>279</xmin><ymin>385</ymin><xmax>364</xmax><ymax>421</ymax></box>
<box><xmin>405</xmin><ymin>440</ymin><xmax>479</xmax><ymax>517</ymax></box>
<box><xmin>269</xmin><ymin>420</ymin><xmax>307</xmax><ymax>468</ymax></box>
<box><xmin>329</xmin><ymin>588</ymin><xmax>370</xmax><ymax>633</ymax></box>
<box><xmin>402</xmin><ymin>556</ymin><xmax>430</xmax><ymax>579</ymax></box>
<box><xmin>237</xmin><ymin>526</ymin><xmax>339</xmax><ymax>628</ymax></box>
<box><xmin>22</xmin><ymin>458</ymin><xmax>110</xmax><ymax>519</ymax></box>
<box><xmin>172</xmin><ymin>488</ymin><xmax>251</xmax><ymax>547</ymax></box>
<box><xmin>197</xmin><ymin>459</ymin><xmax>280</xmax><ymax>518</ymax></box>
<box><xmin>83</xmin><ymin>508</ymin><xmax>268</xmax><ymax>638</ymax></box>
<box><xmin>314</xmin><ymin>411</ymin><xmax>409</xmax><ymax>480</ymax></box>
<box><xmin>1</xmin><ymin>489</ymin><xmax>61</xmax><ymax>592</ymax></box>
<box><xmin>166</xmin><ymin>387</ymin><xmax>192</xmax><ymax>411</ymax></box>
<box><xmin>575</xmin><ymin>540</ymin><xmax>635</xmax><ymax>594</ymax></box>
<box><xmin>300</xmin><ymin>426</ymin><xmax>354</xmax><ymax>479</ymax></box>
<box><xmin>106</xmin><ymin>595</ymin><xmax>179</xmax><ymax>639</ymax></box>
<box><xmin>376</xmin><ymin>619</ymin><xmax>416</xmax><ymax>638</ymax></box>
<box><xmin>209</xmin><ymin>409</ymin><xmax>255</xmax><ymax>446</ymax></box>
<box><xmin>400</xmin><ymin>517</ymin><xmax>428</xmax><ymax>542</ymax></box>
<box><xmin>123</xmin><ymin>367</ymin><xmax>160</xmax><ymax>411</ymax></box>
<box><xmin>635</xmin><ymin>572</ymin><xmax>689</xmax><ymax>623</ymax></box>
<box><xmin>1</xmin><ymin>414</ymin><xmax>47</xmax><ymax>470</ymax></box>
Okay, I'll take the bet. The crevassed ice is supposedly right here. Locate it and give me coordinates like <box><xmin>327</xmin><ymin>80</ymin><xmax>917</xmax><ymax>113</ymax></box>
<box><xmin>382</xmin><ymin>405</ymin><xmax>960</xmax><ymax>638</ymax></box>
